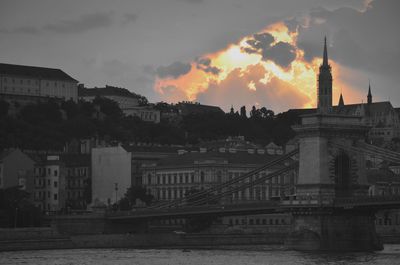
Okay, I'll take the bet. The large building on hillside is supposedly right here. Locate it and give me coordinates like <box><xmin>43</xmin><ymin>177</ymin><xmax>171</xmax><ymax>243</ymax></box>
<box><xmin>141</xmin><ymin>148</ymin><xmax>297</xmax><ymax>203</ymax></box>
<box><xmin>79</xmin><ymin>85</ymin><xmax>140</xmax><ymax>110</ymax></box>
<box><xmin>79</xmin><ymin>85</ymin><xmax>161</xmax><ymax>123</ymax></box>
<box><xmin>0</xmin><ymin>63</ymin><xmax>78</xmax><ymax>103</ymax></box>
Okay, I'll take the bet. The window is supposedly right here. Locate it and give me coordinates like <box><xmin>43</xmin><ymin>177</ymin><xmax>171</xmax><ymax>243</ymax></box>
<box><xmin>47</xmin><ymin>191</ymin><xmax>50</xmax><ymax>198</ymax></box>
<box><xmin>47</xmin><ymin>168</ymin><xmax>50</xmax><ymax>175</ymax></box>
<box><xmin>54</xmin><ymin>170</ymin><xmax>58</xmax><ymax>176</ymax></box>
<box><xmin>54</xmin><ymin>181</ymin><xmax>58</xmax><ymax>188</ymax></box>
<box><xmin>54</xmin><ymin>193</ymin><xmax>58</xmax><ymax>200</ymax></box>
<box><xmin>47</xmin><ymin>179</ymin><xmax>50</xmax><ymax>185</ymax></box>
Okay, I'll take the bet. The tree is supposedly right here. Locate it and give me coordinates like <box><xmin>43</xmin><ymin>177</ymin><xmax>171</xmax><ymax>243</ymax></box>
<box><xmin>0</xmin><ymin>186</ymin><xmax>42</xmax><ymax>227</ymax></box>
<box><xmin>240</xmin><ymin>106</ymin><xmax>247</xmax><ymax>117</ymax></box>
<box><xmin>93</xmin><ymin>96</ymin><xmax>123</xmax><ymax>117</ymax></box>
<box><xmin>118</xmin><ymin>186</ymin><xmax>154</xmax><ymax>210</ymax></box>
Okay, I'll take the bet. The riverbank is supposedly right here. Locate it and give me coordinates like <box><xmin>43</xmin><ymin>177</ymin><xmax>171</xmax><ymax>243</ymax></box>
<box><xmin>1</xmin><ymin>227</ymin><xmax>399</xmax><ymax>252</ymax></box>
<box><xmin>0</xmin><ymin>228</ymin><xmax>286</xmax><ymax>252</ymax></box>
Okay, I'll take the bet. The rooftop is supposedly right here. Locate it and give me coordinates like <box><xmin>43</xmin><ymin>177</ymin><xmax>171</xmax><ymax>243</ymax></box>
<box><xmin>0</xmin><ymin>63</ymin><xmax>77</xmax><ymax>82</ymax></box>
<box><xmin>79</xmin><ymin>85</ymin><xmax>140</xmax><ymax>99</ymax></box>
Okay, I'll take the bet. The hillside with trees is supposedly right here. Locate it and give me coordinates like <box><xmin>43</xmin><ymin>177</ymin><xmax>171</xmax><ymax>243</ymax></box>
<box><xmin>0</xmin><ymin>98</ymin><xmax>298</xmax><ymax>151</ymax></box>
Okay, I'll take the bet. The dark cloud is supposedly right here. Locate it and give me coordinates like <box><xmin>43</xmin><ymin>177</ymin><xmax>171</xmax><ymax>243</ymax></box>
<box><xmin>266</xmin><ymin>42</ymin><xmax>296</xmax><ymax>68</ymax></box>
<box><xmin>244</xmin><ymin>32</ymin><xmax>296</xmax><ymax>68</ymax></box>
<box><xmin>195</xmin><ymin>57</ymin><xmax>221</xmax><ymax>75</ymax></box>
<box><xmin>44</xmin><ymin>12</ymin><xmax>114</xmax><ymax>34</ymax></box>
<box><xmin>156</xmin><ymin>61</ymin><xmax>192</xmax><ymax>79</ymax></box>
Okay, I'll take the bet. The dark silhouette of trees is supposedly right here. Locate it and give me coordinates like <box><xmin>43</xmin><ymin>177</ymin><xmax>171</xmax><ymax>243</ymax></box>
<box><xmin>240</xmin><ymin>106</ymin><xmax>246</xmax><ymax>117</ymax></box>
<box><xmin>0</xmin><ymin>187</ymin><xmax>42</xmax><ymax>227</ymax></box>
<box><xmin>118</xmin><ymin>186</ymin><xmax>154</xmax><ymax>210</ymax></box>
<box><xmin>0</xmin><ymin>98</ymin><xmax>297</xmax><ymax>151</ymax></box>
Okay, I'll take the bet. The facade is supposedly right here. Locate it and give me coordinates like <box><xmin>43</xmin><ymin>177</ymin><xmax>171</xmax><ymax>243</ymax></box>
<box><xmin>0</xmin><ymin>63</ymin><xmax>78</xmax><ymax>103</ymax></box>
<box><xmin>79</xmin><ymin>85</ymin><xmax>161</xmax><ymax>123</ymax></box>
<box><xmin>0</xmin><ymin>149</ymin><xmax>35</xmax><ymax>193</ymax></box>
<box><xmin>124</xmin><ymin>106</ymin><xmax>160</xmax><ymax>123</ymax></box>
<box><xmin>141</xmin><ymin>149</ymin><xmax>297</xmax><ymax>203</ymax></box>
<box><xmin>32</xmin><ymin>154</ymin><xmax>90</xmax><ymax>212</ymax></box>
<box><xmin>91</xmin><ymin>146</ymin><xmax>132</xmax><ymax>205</ymax></box>
<box><xmin>176</xmin><ymin>101</ymin><xmax>224</xmax><ymax>116</ymax></box>
<box><xmin>79</xmin><ymin>85</ymin><xmax>140</xmax><ymax>110</ymax></box>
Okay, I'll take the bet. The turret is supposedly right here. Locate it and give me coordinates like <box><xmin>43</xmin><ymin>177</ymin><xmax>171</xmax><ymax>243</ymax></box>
<box><xmin>367</xmin><ymin>81</ymin><xmax>372</xmax><ymax>104</ymax></box>
<box><xmin>317</xmin><ymin>37</ymin><xmax>333</xmax><ymax>113</ymax></box>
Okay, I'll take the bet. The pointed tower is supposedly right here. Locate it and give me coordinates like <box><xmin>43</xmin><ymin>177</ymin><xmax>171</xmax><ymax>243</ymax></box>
<box><xmin>317</xmin><ymin>37</ymin><xmax>333</xmax><ymax>113</ymax></box>
<box><xmin>367</xmin><ymin>81</ymin><xmax>372</xmax><ymax>104</ymax></box>
<box><xmin>338</xmin><ymin>93</ymin><xmax>344</xmax><ymax>107</ymax></box>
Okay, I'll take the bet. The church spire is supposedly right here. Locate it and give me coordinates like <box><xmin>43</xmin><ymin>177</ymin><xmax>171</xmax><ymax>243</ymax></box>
<box><xmin>367</xmin><ymin>80</ymin><xmax>372</xmax><ymax>104</ymax></box>
<box><xmin>317</xmin><ymin>36</ymin><xmax>333</xmax><ymax>113</ymax></box>
<box><xmin>323</xmin><ymin>36</ymin><xmax>329</xmax><ymax>67</ymax></box>
<box><xmin>338</xmin><ymin>93</ymin><xmax>344</xmax><ymax>107</ymax></box>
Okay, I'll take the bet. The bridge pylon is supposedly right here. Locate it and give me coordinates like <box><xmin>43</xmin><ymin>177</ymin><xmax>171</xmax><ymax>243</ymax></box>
<box><xmin>285</xmin><ymin>112</ymin><xmax>383</xmax><ymax>251</ymax></box>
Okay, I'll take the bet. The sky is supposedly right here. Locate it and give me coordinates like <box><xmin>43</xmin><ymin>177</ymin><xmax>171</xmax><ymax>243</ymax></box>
<box><xmin>0</xmin><ymin>0</ymin><xmax>399</xmax><ymax>113</ymax></box>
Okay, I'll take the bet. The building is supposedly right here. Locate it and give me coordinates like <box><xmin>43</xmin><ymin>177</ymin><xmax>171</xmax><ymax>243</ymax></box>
<box><xmin>289</xmin><ymin>87</ymin><xmax>400</xmax><ymax>144</ymax></box>
<box><xmin>124</xmin><ymin>106</ymin><xmax>160</xmax><ymax>123</ymax></box>
<box><xmin>0</xmin><ymin>63</ymin><xmax>78</xmax><ymax>104</ymax></box>
<box><xmin>79</xmin><ymin>85</ymin><xmax>161</xmax><ymax>123</ymax></box>
<box><xmin>33</xmin><ymin>154</ymin><xmax>90</xmax><ymax>212</ymax></box>
<box><xmin>79</xmin><ymin>85</ymin><xmax>140</xmax><ymax>110</ymax></box>
<box><xmin>0</xmin><ymin>149</ymin><xmax>36</xmax><ymax>193</ymax></box>
<box><xmin>141</xmin><ymin>148</ymin><xmax>297</xmax><ymax>203</ymax></box>
<box><xmin>91</xmin><ymin>146</ymin><xmax>132</xmax><ymax>206</ymax></box>
<box><xmin>176</xmin><ymin>101</ymin><xmax>224</xmax><ymax>116</ymax></box>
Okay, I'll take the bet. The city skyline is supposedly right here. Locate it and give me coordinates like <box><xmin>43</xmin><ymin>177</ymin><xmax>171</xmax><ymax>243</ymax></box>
<box><xmin>0</xmin><ymin>0</ymin><xmax>399</xmax><ymax>112</ymax></box>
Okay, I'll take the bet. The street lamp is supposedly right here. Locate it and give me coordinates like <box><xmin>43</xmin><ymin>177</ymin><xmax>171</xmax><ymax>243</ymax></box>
<box><xmin>114</xmin><ymin>183</ymin><xmax>118</xmax><ymax>204</ymax></box>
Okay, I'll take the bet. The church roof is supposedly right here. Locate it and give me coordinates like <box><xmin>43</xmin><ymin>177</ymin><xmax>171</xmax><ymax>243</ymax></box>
<box><xmin>288</xmin><ymin>101</ymin><xmax>394</xmax><ymax>117</ymax></box>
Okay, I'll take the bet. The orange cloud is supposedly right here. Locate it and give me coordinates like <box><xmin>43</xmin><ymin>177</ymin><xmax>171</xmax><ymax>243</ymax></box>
<box><xmin>154</xmin><ymin>21</ymin><xmax>362</xmax><ymax>112</ymax></box>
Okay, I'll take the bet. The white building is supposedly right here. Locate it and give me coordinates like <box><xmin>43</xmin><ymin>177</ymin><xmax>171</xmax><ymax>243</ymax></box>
<box><xmin>0</xmin><ymin>63</ymin><xmax>78</xmax><ymax>102</ymax></box>
<box><xmin>124</xmin><ymin>106</ymin><xmax>160</xmax><ymax>123</ymax></box>
<box><xmin>91</xmin><ymin>146</ymin><xmax>132</xmax><ymax>205</ymax></box>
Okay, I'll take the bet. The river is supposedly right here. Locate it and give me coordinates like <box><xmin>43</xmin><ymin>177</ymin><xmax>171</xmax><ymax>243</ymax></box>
<box><xmin>1</xmin><ymin>245</ymin><xmax>400</xmax><ymax>265</ymax></box>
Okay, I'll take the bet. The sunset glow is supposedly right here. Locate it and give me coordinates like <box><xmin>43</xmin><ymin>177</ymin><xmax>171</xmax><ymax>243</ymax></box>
<box><xmin>155</xmin><ymin>22</ymin><xmax>362</xmax><ymax>111</ymax></box>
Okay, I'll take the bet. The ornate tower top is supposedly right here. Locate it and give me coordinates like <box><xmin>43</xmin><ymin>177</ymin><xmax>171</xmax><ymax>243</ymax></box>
<box><xmin>317</xmin><ymin>36</ymin><xmax>333</xmax><ymax>113</ymax></box>
<box><xmin>323</xmin><ymin>36</ymin><xmax>329</xmax><ymax>67</ymax></box>
<box><xmin>367</xmin><ymin>80</ymin><xmax>372</xmax><ymax>104</ymax></box>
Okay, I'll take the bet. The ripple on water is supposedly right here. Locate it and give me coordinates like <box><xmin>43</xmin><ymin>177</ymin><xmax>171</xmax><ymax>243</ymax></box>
<box><xmin>0</xmin><ymin>245</ymin><xmax>400</xmax><ymax>265</ymax></box>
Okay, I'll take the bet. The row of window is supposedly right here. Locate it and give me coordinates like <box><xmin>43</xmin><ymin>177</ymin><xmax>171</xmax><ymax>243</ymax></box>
<box><xmin>228</xmin><ymin>217</ymin><xmax>289</xmax><ymax>226</ymax></box>
<box><xmin>67</xmin><ymin>190</ymin><xmax>83</xmax><ymax>199</ymax></box>
<box><xmin>2</xmin><ymin>86</ymin><xmax>39</xmax><ymax>94</ymax></box>
<box><xmin>34</xmin><ymin>191</ymin><xmax>58</xmax><ymax>200</ymax></box>
<box><xmin>34</xmin><ymin>178</ymin><xmax>57</xmax><ymax>188</ymax></box>
<box><xmin>152</xmin><ymin>186</ymin><xmax>289</xmax><ymax>201</ymax></box>
<box><xmin>35</xmin><ymin>167</ymin><xmax>88</xmax><ymax>177</ymax></box>
<box><xmin>146</xmin><ymin>171</ymin><xmax>291</xmax><ymax>186</ymax></box>
<box><xmin>3</xmin><ymin>77</ymin><xmax>69</xmax><ymax>88</ymax></box>
<box><xmin>35</xmin><ymin>167</ymin><xmax>58</xmax><ymax>177</ymax></box>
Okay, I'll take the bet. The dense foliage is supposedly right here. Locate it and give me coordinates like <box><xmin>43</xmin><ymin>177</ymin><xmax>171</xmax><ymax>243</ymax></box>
<box><xmin>0</xmin><ymin>98</ymin><xmax>298</xmax><ymax>151</ymax></box>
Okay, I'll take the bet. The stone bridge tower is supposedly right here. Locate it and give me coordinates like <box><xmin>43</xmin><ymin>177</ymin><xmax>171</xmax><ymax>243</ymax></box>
<box><xmin>285</xmin><ymin>38</ymin><xmax>382</xmax><ymax>251</ymax></box>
